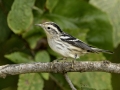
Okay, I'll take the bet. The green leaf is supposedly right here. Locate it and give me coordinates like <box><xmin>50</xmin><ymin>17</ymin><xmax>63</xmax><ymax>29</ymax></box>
<box><xmin>18</xmin><ymin>73</ymin><xmax>44</xmax><ymax>90</ymax></box>
<box><xmin>69</xmin><ymin>72</ymin><xmax>112</xmax><ymax>90</ymax></box>
<box><xmin>41</xmin><ymin>73</ymin><xmax>49</xmax><ymax>80</ymax></box>
<box><xmin>0</xmin><ymin>75</ymin><xmax>18</xmax><ymax>90</ymax></box>
<box><xmin>7</xmin><ymin>0</ymin><xmax>35</xmax><ymax>34</ymax></box>
<box><xmin>5</xmin><ymin>52</ymin><xmax>33</xmax><ymax>63</ymax></box>
<box><xmin>90</xmin><ymin>0</ymin><xmax>120</xmax><ymax>47</ymax></box>
<box><xmin>35</xmin><ymin>50</ymin><xmax>50</xmax><ymax>62</ymax></box>
<box><xmin>22</xmin><ymin>28</ymin><xmax>43</xmax><ymax>49</ymax></box>
<box><xmin>0</xmin><ymin>35</ymin><xmax>27</xmax><ymax>65</ymax></box>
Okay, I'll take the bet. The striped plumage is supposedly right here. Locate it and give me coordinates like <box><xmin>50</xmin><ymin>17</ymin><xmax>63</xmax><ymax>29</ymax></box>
<box><xmin>36</xmin><ymin>22</ymin><xmax>113</xmax><ymax>59</ymax></box>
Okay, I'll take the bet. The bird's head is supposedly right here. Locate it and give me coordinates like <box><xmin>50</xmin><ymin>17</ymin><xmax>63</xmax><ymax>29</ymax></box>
<box><xmin>36</xmin><ymin>22</ymin><xmax>63</xmax><ymax>36</ymax></box>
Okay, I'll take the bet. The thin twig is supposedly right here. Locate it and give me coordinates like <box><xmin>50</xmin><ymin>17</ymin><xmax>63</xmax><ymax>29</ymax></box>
<box><xmin>64</xmin><ymin>73</ymin><xmax>77</xmax><ymax>90</ymax></box>
<box><xmin>50</xmin><ymin>74</ymin><xmax>66</xmax><ymax>90</ymax></box>
<box><xmin>32</xmin><ymin>6</ymin><xmax>43</xmax><ymax>14</ymax></box>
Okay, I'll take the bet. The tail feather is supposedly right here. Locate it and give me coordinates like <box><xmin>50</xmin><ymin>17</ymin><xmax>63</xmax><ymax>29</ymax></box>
<box><xmin>91</xmin><ymin>48</ymin><xmax>113</xmax><ymax>54</ymax></box>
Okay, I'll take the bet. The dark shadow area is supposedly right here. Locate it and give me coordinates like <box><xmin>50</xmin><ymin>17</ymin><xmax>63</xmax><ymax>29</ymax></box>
<box><xmin>111</xmin><ymin>44</ymin><xmax>120</xmax><ymax>90</ymax></box>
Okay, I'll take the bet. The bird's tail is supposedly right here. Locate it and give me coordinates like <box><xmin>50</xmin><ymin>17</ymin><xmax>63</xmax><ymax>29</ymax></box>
<box><xmin>91</xmin><ymin>48</ymin><xmax>113</xmax><ymax>54</ymax></box>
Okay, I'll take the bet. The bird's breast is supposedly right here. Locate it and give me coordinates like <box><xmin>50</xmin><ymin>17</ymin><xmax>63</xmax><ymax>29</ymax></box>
<box><xmin>47</xmin><ymin>37</ymin><xmax>87</xmax><ymax>59</ymax></box>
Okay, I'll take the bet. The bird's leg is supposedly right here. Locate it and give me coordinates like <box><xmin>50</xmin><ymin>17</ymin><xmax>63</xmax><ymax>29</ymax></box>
<box><xmin>61</xmin><ymin>57</ymin><xmax>67</xmax><ymax>66</ymax></box>
<box><xmin>60</xmin><ymin>57</ymin><xmax>67</xmax><ymax>62</ymax></box>
<box><xmin>72</xmin><ymin>54</ymin><xmax>77</xmax><ymax>68</ymax></box>
<box><xmin>50</xmin><ymin>57</ymin><xmax>66</xmax><ymax>69</ymax></box>
<box><xmin>53</xmin><ymin>58</ymin><xmax>64</xmax><ymax>63</ymax></box>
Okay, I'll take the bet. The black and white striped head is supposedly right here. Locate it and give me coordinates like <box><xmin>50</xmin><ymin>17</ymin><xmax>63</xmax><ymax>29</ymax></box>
<box><xmin>36</xmin><ymin>22</ymin><xmax>63</xmax><ymax>36</ymax></box>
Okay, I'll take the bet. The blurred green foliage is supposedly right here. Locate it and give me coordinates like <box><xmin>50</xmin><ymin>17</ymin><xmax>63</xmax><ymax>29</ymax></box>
<box><xmin>0</xmin><ymin>0</ymin><xmax>120</xmax><ymax>90</ymax></box>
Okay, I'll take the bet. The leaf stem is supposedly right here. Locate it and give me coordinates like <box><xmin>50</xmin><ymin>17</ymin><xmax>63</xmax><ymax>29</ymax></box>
<box><xmin>32</xmin><ymin>6</ymin><xmax>43</xmax><ymax>14</ymax></box>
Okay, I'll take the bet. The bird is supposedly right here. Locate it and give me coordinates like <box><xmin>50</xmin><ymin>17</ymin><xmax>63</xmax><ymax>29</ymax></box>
<box><xmin>36</xmin><ymin>22</ymin><xmax>113</xmax><ymax>65</ymax></box>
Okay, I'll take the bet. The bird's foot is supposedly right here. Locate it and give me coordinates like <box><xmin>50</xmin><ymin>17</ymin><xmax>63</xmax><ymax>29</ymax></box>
<box><xmin>50</xmin><ymin>58</ymin><xmax>67</xmax><ymax>69</ymax></box>
<box><xmin>50</xmin><ymin>59</ymin><xmax>58</xmax><ymax>69</ymax></box>
<box><xmin>71</xmin><ymin>59</ymin><xmax>76</xmax><ymax>69</ymax></box>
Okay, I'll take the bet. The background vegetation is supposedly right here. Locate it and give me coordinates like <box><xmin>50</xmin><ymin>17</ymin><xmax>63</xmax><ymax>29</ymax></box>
<box><xmin>0</xmin><ymin>0</ymin><xmax>120</xmax><ymax>90</ymax></box>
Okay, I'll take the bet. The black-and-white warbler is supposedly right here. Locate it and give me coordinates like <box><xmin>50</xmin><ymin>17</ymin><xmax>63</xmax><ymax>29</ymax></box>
<box><xmin>36</xmin><ymin>22</ymin><xmax>113</xmax><ymax>62</ymax></box>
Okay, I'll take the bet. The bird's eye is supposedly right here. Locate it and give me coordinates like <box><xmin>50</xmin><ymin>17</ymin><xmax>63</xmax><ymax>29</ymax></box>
<box><xmin>47</xmin><ymin>27</ymin><xmax>50</xmax><ymax>29</ymax></box>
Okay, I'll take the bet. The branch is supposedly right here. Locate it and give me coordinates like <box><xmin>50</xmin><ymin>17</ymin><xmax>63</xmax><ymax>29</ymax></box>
<box><xmin>64</xmin><ymin>73</ymin><xmax>76</xmax><ymax>90</ymax></box>
<box><xmin>0</xmin><ymin>60</ymin><xmax>120</xmax><ymax>78</ymax></box>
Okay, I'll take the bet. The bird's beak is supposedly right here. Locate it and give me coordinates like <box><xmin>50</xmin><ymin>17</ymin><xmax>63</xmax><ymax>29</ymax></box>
<box><xmin>35</xmin><ymin>24</ymin><xmax>42</xmax><ymax>27</ymax></box>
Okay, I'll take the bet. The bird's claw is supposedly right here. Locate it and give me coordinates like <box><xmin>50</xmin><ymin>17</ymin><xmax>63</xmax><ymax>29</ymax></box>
<box><xmin>50</xmin><ymin>59</ymin><xmax>59</xmax><ymax>69</ymax></box>
<box><xmin>71</xmin><ymin>59</ymin><xmax>76</xmax><ymax>69</ymax></box>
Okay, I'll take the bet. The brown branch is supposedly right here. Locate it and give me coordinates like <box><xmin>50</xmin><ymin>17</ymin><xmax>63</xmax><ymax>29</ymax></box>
<box><xmin>64</xmin><ymin>73</ymin><xmax>77</xmax><ymax>90</ymax></box>
<box><xmin>50</xmin><ymin>74</ymin><xmax>66</xmax><ymax>90</ymax></box>
<box><xmin>0</xmin><ymin>60</ymin><xmax>120</xmax><ymax>78</ymax></box>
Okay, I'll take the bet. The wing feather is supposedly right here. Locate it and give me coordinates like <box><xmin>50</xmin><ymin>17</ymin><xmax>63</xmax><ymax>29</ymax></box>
<box><xmin>60</xmin><ymin>33</ymin><xmax>94</xmax><ymax>52</ymax></box>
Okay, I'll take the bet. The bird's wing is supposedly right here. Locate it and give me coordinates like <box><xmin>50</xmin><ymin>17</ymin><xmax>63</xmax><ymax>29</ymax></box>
<box><xmin>60</xmin><ymin>33</ymin><xmax>113</xmax><ymax>54</ymax></box>
<box><xmin>60</xmin><ymin>33</ymin><xmax>94</xmax><ymax>52</ymax></box>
